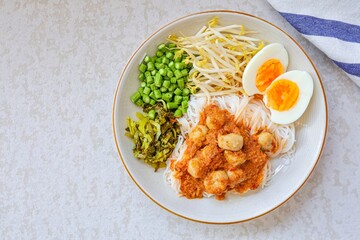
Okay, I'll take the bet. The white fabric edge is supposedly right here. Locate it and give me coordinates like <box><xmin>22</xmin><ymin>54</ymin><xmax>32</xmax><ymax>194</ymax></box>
<box><xmin>304</xmin><ymin>35</ymin><xmax>360</xmax><ymax>63</ymax></box>
<box><xmin>267</xmin><ymin>0</ymin><xmax>360</xmax><ymax>25</ymax></box>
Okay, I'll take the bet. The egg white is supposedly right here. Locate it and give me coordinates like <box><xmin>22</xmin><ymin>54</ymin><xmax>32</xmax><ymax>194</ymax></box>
<box><xmin>263</xmin><ymin>70</ymin><xmax>314</xmax><ymax>125</ymax></box>
<box><xmin>242</xmin><ymin>43</ymin><xmax>289</xmax><ymax>96</ymax></box>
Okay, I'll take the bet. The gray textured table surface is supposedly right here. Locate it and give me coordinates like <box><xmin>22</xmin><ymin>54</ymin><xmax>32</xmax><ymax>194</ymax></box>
<box><xmin>1</xmin><ymin>1</ymin><xmax>359</xmax><ymax>239</ymax></box>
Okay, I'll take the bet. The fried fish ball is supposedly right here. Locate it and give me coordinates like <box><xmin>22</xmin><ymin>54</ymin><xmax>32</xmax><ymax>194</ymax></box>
<box><xmin>224</xmin><ymin>150</ymin><xmax>247</xmax><ymax>167</ymax></box>
<box><xmin>189</xmin><ymin>125</ymin><xmax>208</xmax><ymax>143</ymax></box>
<box><xmin>187</xmin><ymin>157</ymin><xmax>205</xmax><ymax>178</ymax></box>
<box><xmin>257</xmin><ymin>131</ymin><xmax>274</xmax><ymax>151</ymax></box>
<box><xmin>218</xmin><ymin>133</ymin><xmax>244</xmax><ymax>151</ymax></box>
<box><xmin>200</xmin><ymin>144</ymin><xmax>219</xmax><ymax>163</ymax></box>
<box><xmin>204</xmin><ymin>170</ymin><xmax>229</xmax><ymax>195</ymax></box>
<box><xmin>227</xmin><ymin>169</ymin><xmax>245</xmax><ymax>186</ymax></box>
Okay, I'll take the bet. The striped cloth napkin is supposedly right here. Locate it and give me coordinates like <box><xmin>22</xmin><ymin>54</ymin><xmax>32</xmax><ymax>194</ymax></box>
<box><xmin>267</xmin><ymin>0</ymin><xmax>360</xmax><ymax>87</ymax></box>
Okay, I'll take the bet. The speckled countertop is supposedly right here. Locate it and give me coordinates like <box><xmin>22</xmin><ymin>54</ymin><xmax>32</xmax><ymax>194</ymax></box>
<box><xmin>1</xmin><ymin>1</ymin><xmax>359</xmax><ymax>239</ymax></box>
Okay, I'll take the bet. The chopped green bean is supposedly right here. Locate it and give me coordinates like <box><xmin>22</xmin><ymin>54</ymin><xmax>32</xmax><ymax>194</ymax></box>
<box><xmin>158</xmin><ymin>43</ymin><xmax>166</xmax><ymax>51</ymax></box>
<box><xmin>174</xmin><ymin>69</ymin><xmax>182</xmax><ymax>79</ymax></box>
<box><xmin>150</xmin><ymin>84</ymin><xmax>157</xmax><ymax>91</ymax></box>
<box><xmin>170</xmin><ymin>77</ymin><xmax>177</xmax><ymax>84</ymax></box>
<box><xmin>149</xmin><ymin>91</ymin><xmax>156</xmax><ymax>100</ymax></box>
<box><xmin>154</xmin><ymin>73</ymin><xmax>163</xmax><ymax>87</ymax></box>
<box><xmin>147</xmin><ymin>76</ymin><xmax>154</xmax><ymax>84</ymax></box>
<box><xmin>156</xmin><ymin>50</ymin><xmax>163</xmax><ymax>57</ymax></box>
<box><xmin>135</xmin><ymin>99</ymin><xmax>144</xmax><ymax>106</ymax></box>
<box><xmin>131</xmin><ymin>92</ymin><xmax>141</xmax><ymax>103</ymax></box>
<box><xmin>142</xmin><ymin>95</ymin><xmax>150</xmax><ymax>104</ymax></box>
<box><xmin>181</xmin><ymin>69</ymin><xmax>188</xmax><ymax>76</ymax></box>
<box><xmin>154</xmin><ymin>63</ymin><xmax>162</xmax><ymax>70</ymax></box>
<box><xmin>144</xmin><ymin>55</ymin><xmax>151</xmax><ymax>63</ymax></box>
<box><xmin>162</xmin><ymin>80</ymin><xmax>171</xmax><ymax>89</ymax></box>
<box><xmin>177</xmin><ymin>78</ymin><xmax>185</xmax><ymax>89</ymax></box>
<box><xmin>159</xmin><ymin>68</ymin><xmax>167</xmax><ymax>76</ymax></box>
<box><xmin>174</xmin><ymin>108</ymin><xmax>182</xmax><ymax>117</ymax></box>
<box><xmin>168</xmin><ymin>61</ymin><xmax>175</xmax><ymax>69</ymax></box>
<box><xmin>144</xmin><ymin>71</ymin><xmax>151</xmax><ymax>77</ymax></box>
<box><xmin>182</xmin><ymin>95</ymin><xmax>189</xmax><ymax>101</ymax></box>
<box><xmin>147</xmin><ymin>62</ymin><xmax>154</xmax><ymax>71</ymax></box>
<box><xmin>138</xmin><ymin>73</ymin><xmax>145</xmax><ymax>81</ymax></box>
<box><xmin>154</xmin><ymin>90</ymin><xmax>162</xmax><ymax>99</ymax></box>
<box><xmin>175</xmin><ymin>62</ymin><xmax>182</xmax><ymax>70</ymax></box>
<box><xmin>162</xmin><ymin>57</ymin><xmax>169</xmax><ymax>64</ymax></box>
<box><xmin>143</xmin><ymin>87</ymin><xmax>151</xmax><ymax>95</ymax></box>
<box><xmin>174</xmin><ymin>88</ymin><xmax>182</xmax><ymax>96</ymax></box>
<box><xmin>168</xmin><ymin>84</ymin><xmax>176</xmax><ymax>92</ymax></box>
<box><xmin>139</xmin><ymin>63</ymin><xmax>147</xmax><ymax>73</ymax></box>
<box><xmin>174</xmin><ymin>95</ymin><xmax>183</xmax><ymax>104</ymax></box>
<box><xmin>166</xmin><ymin>52</ymin><xmax>174</xmax><ymax>59</ymax></box>
<box><xmin>167</xmin><ymin>102</ymin><xmax>178</xmax><ymax>110</ymax></box>
<box><xmin>182</xmin><ymin>88</ymin><xmax>190</xmax><ymax>96</ymax></box>
<box><xmin>167</xmin><ymin>70</ymin><xmax>174</xmax><ymax>78</ymax></box>
<box><xmin>162</xmin><ymin>92</ymin><xmax>172</xmax><ymax>102</ymax></box>
<box><xmin>149</xmin><ymin>99</ymin><xmax>156</xmax><ymax>105</ymax></box>
<box><xmin>181</xmin><ymin>100</ymin><xmax>188</xmax><ymax>109</ymax></box>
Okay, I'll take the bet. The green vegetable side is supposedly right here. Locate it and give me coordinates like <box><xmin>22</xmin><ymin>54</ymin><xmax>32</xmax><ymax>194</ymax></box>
<box><xmin>130</xmin><ymin>42</ymin><xmax>192</xmax><ymax>117</ymax></box>
<box><xmin>125</xmin><ymin>104</ymin><xmax>181</xmax><ymax>171</ymax></box>
<box><xmin>126</xmin><ymin>42</ymin><xmax>192</xmax><ymax>171</ymax></box>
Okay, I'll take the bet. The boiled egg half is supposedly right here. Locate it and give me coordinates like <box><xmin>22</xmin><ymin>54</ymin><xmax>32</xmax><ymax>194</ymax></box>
<box><xmin>263</xmin><ymin>70</ymin><xmax>314</xmax><ymax>124</ymax></box>
<box><xmin>242</xmin><ymin>43</ymin><xmax>289</xmax><ymax>95</ymax></box>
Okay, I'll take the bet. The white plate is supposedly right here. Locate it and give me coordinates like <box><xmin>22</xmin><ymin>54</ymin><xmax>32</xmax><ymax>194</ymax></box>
<box><xmin>112</xmin><ymin>10</ymin><xmax>328</xmax><ymax>224</ymax></box>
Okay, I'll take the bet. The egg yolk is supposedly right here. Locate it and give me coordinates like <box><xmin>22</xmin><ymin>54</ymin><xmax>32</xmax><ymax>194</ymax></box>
<box><xmin>265</xmin><ymin>79</ymin><xmax>299</xmax><ymax>111</ymax></box>
<box><xmin>256</xmin><ymin>59</ymin><xmax>284</xmax><ymax>92</ymax></box>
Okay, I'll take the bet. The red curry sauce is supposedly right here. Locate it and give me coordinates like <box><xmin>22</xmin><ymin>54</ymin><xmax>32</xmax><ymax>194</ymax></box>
<box><xmin>172</xmin><ymin>104</ymin><xmax>268</xmax><ymax>200</ymax></box>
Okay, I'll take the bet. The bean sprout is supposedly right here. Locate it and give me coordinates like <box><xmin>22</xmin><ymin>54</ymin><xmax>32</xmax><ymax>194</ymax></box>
<box><xmin>168</xmin><ymin>17</ymin><xmax>264</xmax><ymax>98</ymax></box>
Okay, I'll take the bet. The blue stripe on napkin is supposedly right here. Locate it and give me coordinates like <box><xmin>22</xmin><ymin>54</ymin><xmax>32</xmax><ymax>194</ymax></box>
<box><xmin>333</xmin><ymin>61</ymin><xmax>360</xmax><ymax>77</ymax></box>
<box><xmin>279</xmin><ymin>12</ymin><xmax>360</xmax><ymax>43</ymax></box>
